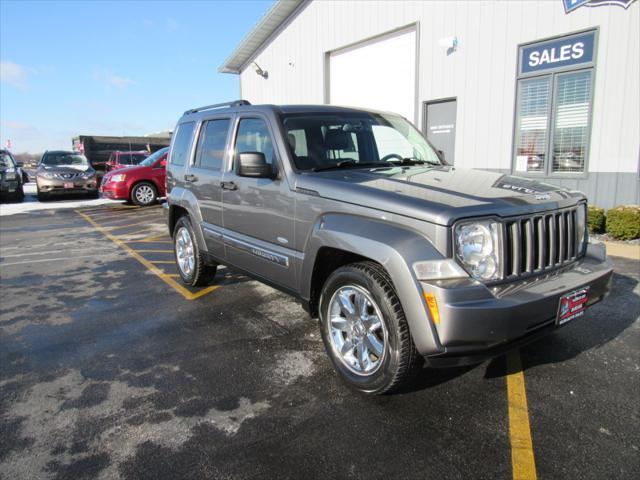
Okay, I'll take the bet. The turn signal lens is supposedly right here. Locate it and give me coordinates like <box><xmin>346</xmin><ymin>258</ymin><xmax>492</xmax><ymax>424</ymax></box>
<box><xmin>423</xmin><ymin>292</ymin><xmax>440</xmax><ymax>325</ymax></box>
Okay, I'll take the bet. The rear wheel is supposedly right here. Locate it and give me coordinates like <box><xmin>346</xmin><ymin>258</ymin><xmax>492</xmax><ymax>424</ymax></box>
<box><xmin>319</xmin><ymin>261</ymin><xmax>421</xmax><ymax>394</ymax></box>
<box><xmin>131</xmin><ymin>182</ymin><xmax>157</xmax><ymax>206</ymax></box>
<box><xmin>173</xmin><ymin>216</ymin><xmax>217</xmax><ymax>287</ymax></box>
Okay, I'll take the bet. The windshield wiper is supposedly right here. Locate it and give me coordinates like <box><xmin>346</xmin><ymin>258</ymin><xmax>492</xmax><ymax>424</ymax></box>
<box><xmin>311</xmin><ymin>160</ymin><xmax>389</xmax><ymax>172</ymax></box>
<box><xmin>396</xmin><ymin>157</ymin><xmax>441</xmax><ymax>166</ymax></box>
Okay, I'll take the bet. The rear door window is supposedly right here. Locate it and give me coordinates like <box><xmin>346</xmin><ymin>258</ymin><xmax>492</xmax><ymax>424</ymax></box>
<box><xmin>194</xmin><ymin>119</ymin><xmax>231</xmax><ymax>170</ymax></box>
<box><xmin>170</xmin><ymin>121</ymin><xmax>196</xmax><ymax>166</ymax></box>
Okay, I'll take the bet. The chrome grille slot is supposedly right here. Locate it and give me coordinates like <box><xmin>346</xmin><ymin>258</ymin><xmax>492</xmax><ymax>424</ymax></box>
<box><xmin>504</xmin><ymin>206</ymin><xmax>582</xmax><ymax>279</ymax></box>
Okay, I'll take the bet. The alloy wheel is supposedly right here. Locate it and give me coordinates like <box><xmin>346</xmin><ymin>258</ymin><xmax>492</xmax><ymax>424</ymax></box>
<box><xmin>175</xmin><ymin>227</ymin><xmax>195</xmax><ymax>277</ymax></box>
<box><xmin>135</xmin><ymin>185</ymin><xmax>155</xmax><ymax>205</ymax></box>
<box><xmin>327</xmin><ymin>285</ymin><xmax>388</xmax><ymax>376</ymax></box>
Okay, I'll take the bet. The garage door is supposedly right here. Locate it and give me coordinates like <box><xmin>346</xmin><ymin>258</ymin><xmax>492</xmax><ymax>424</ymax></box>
<box><xmin>329</xmin><ymin>28</ymin><xmax>417</xmax><ymax>122</ymax></box>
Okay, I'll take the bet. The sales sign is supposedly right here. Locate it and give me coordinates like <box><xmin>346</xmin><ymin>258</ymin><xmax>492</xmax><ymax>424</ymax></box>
<box><xmin>520</xmin><ymin>30</ymin><xmax>596</xmax><ymax>75</ymax></box>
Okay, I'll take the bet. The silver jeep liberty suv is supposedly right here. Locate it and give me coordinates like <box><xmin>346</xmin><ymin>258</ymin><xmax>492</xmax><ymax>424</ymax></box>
<box><xmin>164</xmin><ymin>100</ymin><xmax>612</xmax><ymax>394</ymax></box>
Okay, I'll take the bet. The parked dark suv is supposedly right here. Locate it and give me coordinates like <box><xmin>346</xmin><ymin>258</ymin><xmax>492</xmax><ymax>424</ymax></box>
<box><xmin>164</xmin><ymin>100</ymin><xmax>613</xmax><ymax>394</ymax></box>
<box><xmin>0</xmin><ymin>149</ymin><xmax>25</xmax><ymax>202</ymax></box>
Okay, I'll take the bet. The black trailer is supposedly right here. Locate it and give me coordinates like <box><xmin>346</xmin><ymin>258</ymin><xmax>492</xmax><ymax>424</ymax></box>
<box><xmin>72</xmin><ymin>134</ymin><xmax>171</xmax><ymax>172</ymax></box>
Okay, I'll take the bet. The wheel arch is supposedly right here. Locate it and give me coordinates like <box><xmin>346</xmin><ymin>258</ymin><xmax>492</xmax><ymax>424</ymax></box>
<box><xmin>301</xmin><ymin>213</ymin><xmax>445</xmax><ymax>356</ymax></box>
<box><xmin>166</xmin><ymin>188</ymin><xmax>207</xmax><ymax>251</ymax></box>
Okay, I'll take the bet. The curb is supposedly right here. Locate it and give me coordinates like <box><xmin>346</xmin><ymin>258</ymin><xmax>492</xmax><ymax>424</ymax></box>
<box><xmin>604</xmin><ymin>241</ymin><xmax>640</xmax><ymax>260</ymax></box>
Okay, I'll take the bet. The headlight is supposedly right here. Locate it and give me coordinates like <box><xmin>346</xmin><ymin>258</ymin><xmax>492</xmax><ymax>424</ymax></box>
<box><xmin>111</xmin><ymin>174</ymin><xmax>126</xmax><ymax>182</ymax></box>
<box><xmin>38</xmin><ymin>172</ymin><xmax>56</xmax><ymax>179</ymax></box>
<box><xmin>576</xmin><ymin>203</ymin><xmax>586</xmax><ymax>253</ymax></box>
<box><xmin>455</xmin><ymin>220</ymin><xmax>502</xmax><ymax>281</ymax></box>
<box><xmin>80</xmin><ymin>171</ymin><xmax>95</xmax><ymax>179</ymax></box>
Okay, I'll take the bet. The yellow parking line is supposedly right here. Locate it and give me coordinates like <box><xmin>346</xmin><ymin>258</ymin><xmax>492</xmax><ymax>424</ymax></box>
<box><xmin>507</xmin><ymin>350</ymin><xmax>537</xmax><ymax>480</ymax></box>
<box><xmin>95</xmin><ymin>211</ymin><xmax>161</xmax><ymax>223</ymax></box>
<box><xmin>115</xmin><ymin>227</ymin><xmax>161</xmax><ymax>238</ymax></box>
<box><xmin>129</xmin><ymin>239</ymin><xmax>172</xmax><ymax>244</ymax></box>
<box><xmin>149</xmin><ymin>260</ymin><xmax>174</xmax><ymax>264</ymax></box>
<box><xmin>106</xmin><ymin>219</ymin><xmax>162</xmax><ymax>231</ymax></box>
<box><xmin>135</xmin><ymin>249</ymin><xmax>173</xmax><ymax>253</ymax></box>
<box><xmin>133</xmin><ymin>233</ymin><xmax>172</xmax><ymax>243</ymax></box>
<box><xmin>76</xmin><ymin>209</ymin><xmax>218</xmax><ymax>301</ymax></box>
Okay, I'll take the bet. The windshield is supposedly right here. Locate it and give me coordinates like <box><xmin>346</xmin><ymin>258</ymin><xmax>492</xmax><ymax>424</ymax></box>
<box><xmin>41</xmin><ymin>152</ymin><xmax>89</xmax><ymax>166</ymax></box>
<box><xmin>139</xmin><ymin>147</ymin><xmax>169</xmax><ymax>166</ymax></box>
<box><xmin>114</xmin><ymin>152</ymin><xmax>148</xmax><ymax>165</ymax></box>
<box><xmin>282</xmin><ymin>112</ymin><xmax>442</xmax><ymax>171</ymax></box>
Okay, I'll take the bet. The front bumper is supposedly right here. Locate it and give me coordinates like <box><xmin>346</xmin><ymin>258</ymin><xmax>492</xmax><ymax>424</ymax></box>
<box><xmin>0</xmin><ymin>178</ymin><xmax>20</xmax><ymax>194</ymax></box>
<box><xmin>37</xmin><ymin>177</ymin><xmax>97</xmax><ymax>194</ymax></box>
<box><xmin>422</xmin><ymin>243</ymin><xmax>613</xmax><ymax>365</ymax></box>
<box><xmin>100</xmin><ymin>181</ymin><xmax>129</xmax><ymax>200</ymax></box>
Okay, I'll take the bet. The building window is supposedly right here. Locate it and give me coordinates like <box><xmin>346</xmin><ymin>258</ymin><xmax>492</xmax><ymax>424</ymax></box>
<box><xmin>513</xmin><ymin>30</ymin><xmax>596</xmax><ymax>176</ymax></box>
<box><xmin>552</xmin><ymin>70</ymin><xmax>592</xmax><ymax>173</ymax></box>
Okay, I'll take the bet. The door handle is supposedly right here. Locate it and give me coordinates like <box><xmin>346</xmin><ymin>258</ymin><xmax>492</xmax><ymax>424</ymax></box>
<box><xmin>184</xmin><ymin>174</ymin><xmax>198</xmax><ymax>183</ymax></box>
<box><xmin>220</xmin><ymin>181</ymin><xmax>238</xmax><ymax>191</ymax></box>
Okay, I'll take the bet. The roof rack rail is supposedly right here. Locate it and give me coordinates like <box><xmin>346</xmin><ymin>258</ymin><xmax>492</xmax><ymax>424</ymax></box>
<box><xmin>184</xmin><ymin>100</ymin><xmax>251</xmax><ymax>115</ymax></box>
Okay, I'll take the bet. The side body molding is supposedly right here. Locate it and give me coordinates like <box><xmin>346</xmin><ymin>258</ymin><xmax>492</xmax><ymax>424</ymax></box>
<box><xmin>299</xmin><ymin>214</ymin><xmax>446</xmax><ymax>356</ymax></box>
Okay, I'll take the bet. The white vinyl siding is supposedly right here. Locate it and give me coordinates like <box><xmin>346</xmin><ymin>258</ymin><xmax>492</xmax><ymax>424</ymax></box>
<box><xmin>236</xmin><ymin>0</ymin><xmax>639</xmax><ymax>207</ymax></box>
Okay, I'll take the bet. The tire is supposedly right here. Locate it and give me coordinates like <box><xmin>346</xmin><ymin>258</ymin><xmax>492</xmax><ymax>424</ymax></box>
<box><xmin>173</xmin><ymin>215</ymin><xmax>217</xmax><ymax>287</ymax></box>
<box><xmin>131</xmin><ymin>182</ymin><xmax>157</xmax><ymax>206</ymax></box>
<box><xmin>37</xmin><ymin>189</ymin><xmax>48</xmax><ymax>202</ymax></box>
<box><xmin>13</xmin><ymin>184</ymin><xmax>24</xmax><ymax>203</ymax></box>
<box><xmin>319</xmin><ymin>261</ymin><xmax>421</xmax><ymax>394</ymax></box>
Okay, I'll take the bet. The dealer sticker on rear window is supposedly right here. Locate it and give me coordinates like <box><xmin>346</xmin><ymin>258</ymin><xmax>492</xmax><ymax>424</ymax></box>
<box><xmin>557</xmin><ymin>287</ymin><xmax>590</xmax><ymax>325</ymax></box>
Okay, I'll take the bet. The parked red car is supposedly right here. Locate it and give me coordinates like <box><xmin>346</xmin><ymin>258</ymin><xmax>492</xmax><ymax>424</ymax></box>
<box><xmin>105</xmin><ymin>150</ymin><xmax>149</xmax><ymax>172</ymax></box>
<box><xmin>100</xmin><ymin>147</ymin><xmax>168</xmax><ymax>206</ymax></box>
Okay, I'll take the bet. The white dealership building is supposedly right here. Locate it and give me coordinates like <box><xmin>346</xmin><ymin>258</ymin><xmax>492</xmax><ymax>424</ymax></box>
<box><xmin>220</xmin><ymin>0</ymin><xmax>639</xmax><ymax>209</ymax></box>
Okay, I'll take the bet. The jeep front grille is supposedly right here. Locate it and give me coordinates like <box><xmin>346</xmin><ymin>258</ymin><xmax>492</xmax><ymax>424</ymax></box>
<box><xmin>504</xmin><ymin>206</ymin><xmax>583</xmax><ymax>278</ymax></box>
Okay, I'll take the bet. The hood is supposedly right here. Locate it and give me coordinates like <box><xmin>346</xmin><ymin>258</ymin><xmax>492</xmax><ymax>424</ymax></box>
<box><xmin>295</xmin><ymin>166</ymin><xmax>584</xmax><ymax>226</ymax></box>
<box><xmin>40</xmin><ymin>164</ymin><xmax>92</xmax><ymax>173</ymax></box>
<box><xmin>104</xmin><ymin>164</ymin><xmax>150</xmax><ymax>178</ymax></box>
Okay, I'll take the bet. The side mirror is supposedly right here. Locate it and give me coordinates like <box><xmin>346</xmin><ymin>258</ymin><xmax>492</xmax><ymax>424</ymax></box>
<box><xmin>237</xmin><ymin>152</ymin><xmax>273</xmax><ymax>178</ymax></box>
<box><xmin>437</xmin><ymin>150</ymin><xmax>445</xmax><ymax>160</ymax></box>
<box><xmin>157</xmin><ymin>159</ymin><xmax>167</xmax><ymax>168</ymax></box>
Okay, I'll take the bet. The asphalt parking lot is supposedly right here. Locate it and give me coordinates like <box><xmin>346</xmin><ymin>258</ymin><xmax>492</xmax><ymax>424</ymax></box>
<box><xmin>1</xmin><ymin>204</ymin><xmax>638</xmax><ymax>480</ymax></box>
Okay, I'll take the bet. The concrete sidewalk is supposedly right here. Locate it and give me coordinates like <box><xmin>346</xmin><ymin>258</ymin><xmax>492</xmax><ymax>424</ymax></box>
<box><xmin>604</xmin><ymin>241</ymin><xmax>640</xmax><ymax>260</ymax></box>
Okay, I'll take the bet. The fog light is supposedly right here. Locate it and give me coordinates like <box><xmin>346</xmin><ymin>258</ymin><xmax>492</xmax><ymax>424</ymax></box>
<box><xmin>423</xmin><ymin>292</ymin><xmax>440</xmax><ymax>325</ymax></box>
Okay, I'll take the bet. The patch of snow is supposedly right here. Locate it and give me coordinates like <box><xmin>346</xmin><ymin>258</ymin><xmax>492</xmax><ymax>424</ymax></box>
<box><xmin>0</xmin><ymin>183</ymin><xmax>122</xmax><ymax>217</ymax></box>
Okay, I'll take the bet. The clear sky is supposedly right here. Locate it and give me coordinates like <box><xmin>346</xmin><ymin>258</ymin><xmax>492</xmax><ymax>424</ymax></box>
<box><xmin>0</xmin><ymin>0</ymin><xmax>275</xmax><ymax>153</ymax></box>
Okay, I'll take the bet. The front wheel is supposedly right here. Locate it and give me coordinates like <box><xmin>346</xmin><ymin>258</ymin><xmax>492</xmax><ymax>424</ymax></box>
<box><xmin>37</xmin><ymin>188</ymin><xmax>48</xmax><ymax>202</ymax></box>
<box><xmin>131</xmin><ymin>182</ymin><xmax>157</xmax><ymax>206</ymax></box>
<box><xmin>13</xmin><ymin>184</ymin><xmax>24</xmax><ymax>202</ymax></box>
<box><xmin>173</xmin><ymin>216</ymin><xmax>217</xmax><ymax>287</ymax></box>
<box><xmin>319</xmin><ymin>261</ymin><xmax>421</xmax><ymax>394</ymax></box>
